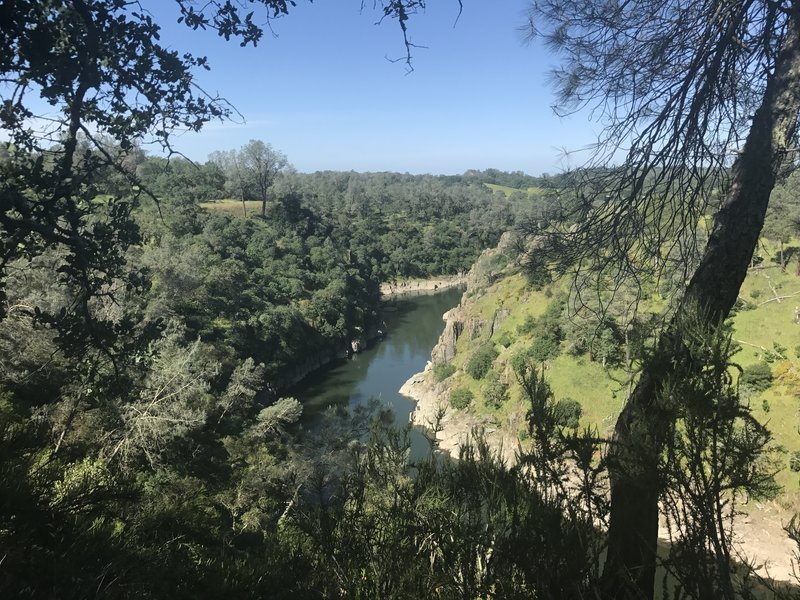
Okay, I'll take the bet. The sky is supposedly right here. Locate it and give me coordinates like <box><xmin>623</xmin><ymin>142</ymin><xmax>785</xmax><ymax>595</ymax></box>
<box><xmin>140</xmin><ymin>1</ymin><xmax>601</xmax><ymax>176</ymax></box>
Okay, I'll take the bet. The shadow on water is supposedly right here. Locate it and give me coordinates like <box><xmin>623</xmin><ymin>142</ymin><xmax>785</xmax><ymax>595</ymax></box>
<box><xmin>289</xmin><ymin>286</ymin><xmax>463</xmax><ymax>457</ymax></box>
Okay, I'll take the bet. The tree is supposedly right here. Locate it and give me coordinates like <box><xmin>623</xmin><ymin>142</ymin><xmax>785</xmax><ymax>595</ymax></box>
<box><xmin>208</xmin><ymin>148</ymin><xmax>251</xmax><ymax>216</ymax></box>
<box><xmin>209</xmin><ymin>141</ymin><xmax>291</xmax><ymax>217</ymax></box>
<box><xmin>529</xmin><ymin>1</ymin><xmax>800</xmax><ymax>597</ymax></box>
<box><xmin>0</xmin><ymin>3</ymin><xmax>451</xmax><ymax>595</ymax></box>
<box><xmin>240</xmin><ymin>140</ymin><xmax>291</xmax><ymax>217</ymax></box>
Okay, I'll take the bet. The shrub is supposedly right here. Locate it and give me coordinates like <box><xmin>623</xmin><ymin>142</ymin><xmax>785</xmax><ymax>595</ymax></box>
<box><xmin>791</xmin><ymin>451</ymin><xmax>800</xmax><ymax>473</ymax></box>
<box><xmin>432</xmin><ymin>362</ymin><xmax>456</xmax><ymax>382</ymax></box>
<box><xmin>740</xmin><ymin>362</ymin><xmax>773</xmax><ymax>392</ymax></box>
<box><xmin>764</xmin><ymin>342</ymin><xmax>787</xmax><ymax>364</ymax></box>
<box><xmin>483</xmin><ymin>372</ymin><xmax>509</xmax><ymax>409</ymax></box>
<box><xmin>529</xmin><ymin>335</ymin><xmax>561</xmax><ymax>362</ymax></box>
<box><xmin>553</xmin><ymin>398</ymin><xmax>583</xmax><ymax>430</ymax></box>
<box><xmin>774</xmin><ymin>360</ymin><xmax>800</xmax><ymax>397</ymax></box>
<box><xmin>449</xmin><ymin>387</ymin><xmax>474</xmax><ymax>410</ymax></box>
<box><xmin>517</xmin><ymin>315</ymin><xmax>536</xmax><ymax>336</ymax></box>
<box><xmin>465</xmin><ymin>344</ymin><xmax>498</xmax><ymax>380</ymax></box>
<box><xmin>731</xmin><ymin>297</ymin><xmax>756</xmax><ymax>313</ymax></box>
<box><xmin>494</xmin><ymin>331</ymin><xmax>514</xmax><ymax>348</ymax></box>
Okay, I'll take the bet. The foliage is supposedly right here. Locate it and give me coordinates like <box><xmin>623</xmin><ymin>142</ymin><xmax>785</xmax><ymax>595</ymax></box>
<box><xmin>527</xmin><ymin>0</ymin><xmax>800</xmax><ymax>593</ymax></box>
<box><xmin>449</xmin><ymin>387</ymin><xmax>474</xmax><ymax>410</ymax></box>
<box><xmin>3</xmin><ymin>0</ymin><xmax>799</xmax><ymax>597</ymax></box>
<box><xmin>287</xmin><ymin>170</ymin><xmax>520</xmax><ymax>279</ymax></box>
<box><xmin>516</xmin><ymin>297</ymin><xmax>565</xmax><ymax>361</ymax></box>
<box><xmin>494</xmin><ymin>330</ymin><xmax>514</xmax><ymax>348</ymax></box>
<box><xmin>465</xmin><ymin>343</ymin><xmax>498</xmax><ymax>380</ymax></box>
<box><xmin>284</xmin><ymin>388</ymin><xmax>607</xmax><ymax>598</ymax></box>
<box><xmin>553</xmin><ymin>397</ymin><xmax>583</xmax><ymax>430</ymax></box>
<box><xmin>432</xmin><ymin>361</ymin><xmax>457</xmax><ymax>382</ymax></box>
<box><xmin>209</xmin><ymin>140</ymin><xmax>290</xmax><ymax>217</ymax></box>
<box><xmin>658</xmin><ymin>319</ymin><xmax>780</xmax><ymax>599</ymax></box>
<box><xmin>790</xmin><ymin>450</ymin><xmax>800</xmax><ymax>473</ymax></box>
<box><xmin>483</xmin><ymin>371</ymin><xmax>509</xmax><ymax>409</ymax></box>
<box><xmin>740</xmin><ymin>362</ymin><xmax>774</xmax><ymax>393</ymax></box>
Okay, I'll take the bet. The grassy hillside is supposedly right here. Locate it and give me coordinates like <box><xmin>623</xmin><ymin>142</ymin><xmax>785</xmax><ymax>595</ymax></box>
<box><xmin>438</xmin><ymin>237</ymin><xmax>800</xmax><ymax>497</ymax></box>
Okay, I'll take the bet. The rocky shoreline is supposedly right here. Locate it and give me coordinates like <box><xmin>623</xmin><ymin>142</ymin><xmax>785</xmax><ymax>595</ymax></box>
<box><xmin>400</xmin><ymin>367</ymin><xmax>520</xmax><ymax>464</ymax></box>
<box><xmin>380</xmin><ymin>275</ymin><xmax>466</xmax><ymax>297</ymax></box>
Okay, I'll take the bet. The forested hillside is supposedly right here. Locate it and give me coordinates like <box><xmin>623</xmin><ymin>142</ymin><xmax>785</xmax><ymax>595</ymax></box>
<box><xmin>0</xmin><ymin>143</ymin><xmax>545</xmax><ymax>595</ymax></box>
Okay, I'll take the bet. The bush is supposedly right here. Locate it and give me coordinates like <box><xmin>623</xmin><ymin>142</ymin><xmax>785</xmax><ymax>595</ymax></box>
<box><xmin>791</xmin><ymin>451</ymin><xmax>800</xmax><ymax>473</ymax></box>
<box><xmin>483</xmin><ymin>372</ymin><xmax>509</xmax><ymax>409</ymax></box>
<box><xmin>553</xmin><ymin>398</ymin><xmax>583</xmax><ymax>430</ymax></box>
<box><xmin>517</xmin><ymin>315</ymin><xmax>537</xmax><ymax>336</ymax></box>
<box><xmin>731</xmin><ymin>297</ymin><xmax>756</xmax><ymax>313</ymax></box>
<box><xmin>432</xmin><ymin>362</ymin><xmax>456</xmax><ymax>382</ymax></box>
<box><xmin>494</xmin><ymin>331</ymin><xmax>514</xmax><ymax>348</ymax></box>
<box><xmin>529</xmin><ymin>335</ymin><xmax>561</xmax><ymax>362</ymax></box>
<box><xmin>449</xmin><ymin>387</ymin><xmax>474</xmax><ymax>410</ymax></box>
<box><xmin>465</xmin><ymin>344</ymin><xmax>498</xmax><ymax>380</ymax></box>
<box><xmin>740</xmin><ymin>362</ymin><xmax>773</xmax><ymax>392</ymax></box>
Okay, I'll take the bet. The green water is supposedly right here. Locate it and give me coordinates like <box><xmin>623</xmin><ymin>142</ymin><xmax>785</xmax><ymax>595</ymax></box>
<box><xmin>292</xmin><ymin>287</ymin><xmax>463</xmax><ymax>452</ymax></box>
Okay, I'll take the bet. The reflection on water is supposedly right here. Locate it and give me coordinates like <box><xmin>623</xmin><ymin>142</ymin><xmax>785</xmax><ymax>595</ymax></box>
<box><xmin>291</xmin><ymin>287</ymin><xmax>463</xmax><ymax>454</ymax></box>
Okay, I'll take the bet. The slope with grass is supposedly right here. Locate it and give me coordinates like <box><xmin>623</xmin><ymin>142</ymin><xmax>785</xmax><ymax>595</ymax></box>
<box><xmin>405</xmin><ymin>235</ymin><xmax>800</xmax><ymax>499</ymax></box>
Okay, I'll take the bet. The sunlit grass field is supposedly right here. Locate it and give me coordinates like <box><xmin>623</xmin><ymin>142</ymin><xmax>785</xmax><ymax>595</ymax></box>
<box><xmin>199</xmin><ymin>199</ymin><xmax>262</xmax><ymax>217</ymax></box>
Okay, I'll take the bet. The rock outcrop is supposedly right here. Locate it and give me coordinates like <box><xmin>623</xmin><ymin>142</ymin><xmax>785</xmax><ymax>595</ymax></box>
<box><xmin>490</xmin><ymin>308</ymin><xmax>510</xmax><ymax>337</ymax></box>
<box><xmin>432</xmin><ymin>308</ymin><xmax>464</xmax><ymax>363</ymax></box>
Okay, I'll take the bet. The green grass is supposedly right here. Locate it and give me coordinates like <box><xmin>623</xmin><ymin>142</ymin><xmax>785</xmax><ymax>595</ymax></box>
<box><xmin>733</xmin><ymin>264</ymin><xmax>800</xmax><ymax>365</ymax></box>
<box><xmin>447</xmin><ymin>236</ymin><xmax>800</xmax><ymax>502</ymax></box>
<box><xmin>545</xmin><ymin>355</ymin><xmax>622</xmax><ymax>434</ymax></box>
<box><xmin>199</xmin><ymin>199</ymin><xmax>262</xmax><ymax>217</ymax></box>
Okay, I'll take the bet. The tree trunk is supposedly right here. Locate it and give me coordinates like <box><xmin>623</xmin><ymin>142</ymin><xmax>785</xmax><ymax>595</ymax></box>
<box><xmin>601</xmin><ymin>10</ymin><xmax>800</xmax><ymax>598</ymax></box>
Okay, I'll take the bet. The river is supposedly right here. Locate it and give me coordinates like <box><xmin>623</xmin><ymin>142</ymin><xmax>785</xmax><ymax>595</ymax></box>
<box><xmin>291</xmin><ymin>286</ymin><xmax>463</xmax><ymax>456</ymax></box>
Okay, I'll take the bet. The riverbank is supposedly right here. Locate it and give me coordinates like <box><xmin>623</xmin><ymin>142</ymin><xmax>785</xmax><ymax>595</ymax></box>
<box><xmin>401</xmin><ymin>364</ymin><xmax>799</xmax><ymax>584</ymax></box>
<box><xmin>380</xmin><ymin>275</ymin><xmax>466</xmax><ymax>298</ymax></box>
<box><xmin>400</xmin><ymin>367</ymin><xmax>521</xmax><ymax>464</ymax></box>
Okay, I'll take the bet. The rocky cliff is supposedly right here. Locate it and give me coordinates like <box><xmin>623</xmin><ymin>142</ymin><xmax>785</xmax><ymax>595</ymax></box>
<box><xmin>399</xmin><ymin>233</ymin><xmax>521</xmax><ymax>462</ymax></box>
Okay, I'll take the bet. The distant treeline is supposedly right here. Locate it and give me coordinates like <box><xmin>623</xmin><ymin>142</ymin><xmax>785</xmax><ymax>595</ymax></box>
<box><xmin>134</xmin><ymin>157</ymin><xmax>557</xmax><ymax>280</ymax></box>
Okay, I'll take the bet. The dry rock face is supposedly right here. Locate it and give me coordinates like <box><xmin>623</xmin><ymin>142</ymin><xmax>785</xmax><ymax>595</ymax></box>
<box><xmin>432</xmin><ymin>307</ymin><xmax>465</xmax><ymax>363</ymax></box>
<box><xmin>466</xmin><ymin>316</ymin><xmax>486</xmax><ymax>339</ymax></box>
<box><xmin>490</xmin><ymin>308</ymin><xmax>510</xmax><ymax>337</ymax></box>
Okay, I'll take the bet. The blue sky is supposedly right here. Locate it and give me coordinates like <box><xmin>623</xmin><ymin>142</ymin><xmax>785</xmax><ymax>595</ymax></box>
<box><xmin>144</xmin><ymin>1</ymin><xmax>600</xmax><ymax>176</ymax></box>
